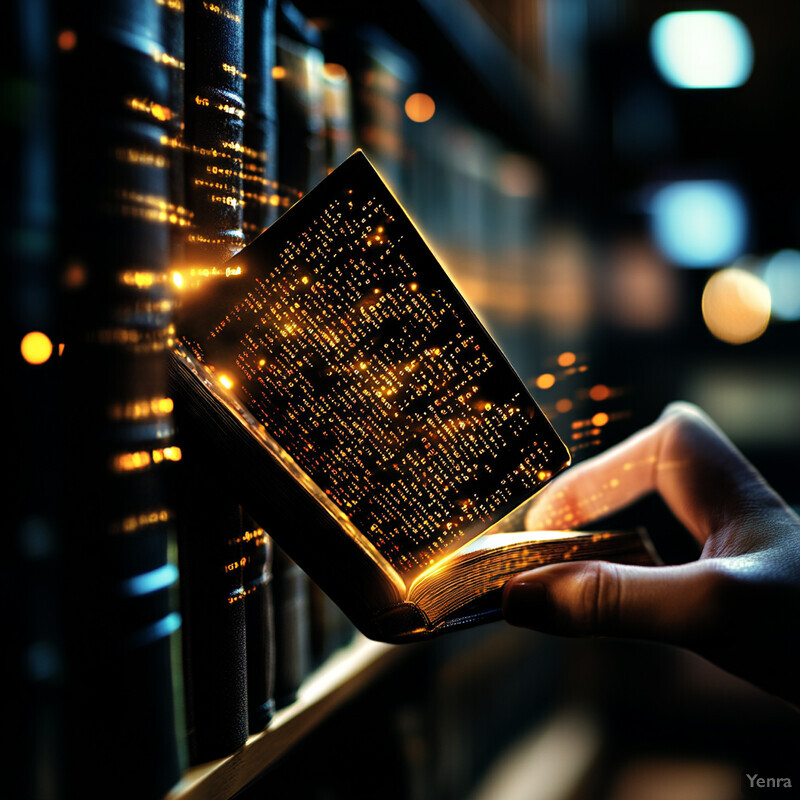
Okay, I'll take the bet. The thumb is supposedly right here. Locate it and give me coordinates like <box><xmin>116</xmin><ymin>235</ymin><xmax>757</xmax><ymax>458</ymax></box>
<box><xmin>502</xmin><ymin>559</ymin><xmax>718</xmax><ymax>644</ymax></box>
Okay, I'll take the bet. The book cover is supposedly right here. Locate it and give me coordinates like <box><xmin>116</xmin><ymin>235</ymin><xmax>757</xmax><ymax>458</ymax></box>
<box><xmin>49</xmin><ymin>0</ymin><xmax>186</xmax><ymax>795</ymax></box>
<box><xmin>170</xmin><ymin>149</ymin><xmax>654</xmax><ymax>643</ymax></box>
<box><xmin>239</xmin><ymin>517</ymin><xmax>277</xmax><ymax>730</ymax></box>
<box><xmin>177</xmin><ymin>0</ymin><xmax>249</xmax><ymax>762</ymax></box>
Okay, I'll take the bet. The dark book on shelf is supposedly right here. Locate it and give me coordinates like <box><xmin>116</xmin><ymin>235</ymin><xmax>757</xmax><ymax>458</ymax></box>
<box><xmin>239</xmin><ymin>516</ymin><xmax>277</xmax><ymax>730</ymax></box>
<box><xmin>170</xmin><ymin>150</ymin><xmax>656</xmax><ymax>643</ymax></box>
<box><xmin>272</xmin><ymin>544</ymin><xmax>312</xmax><ymax>708</ymax></box>
<box><xmin>174</xmin><ymin>462</ymin><xmax>249</xmax><ymax>763</ymax></box>
<box><xmin>176</xmin><ymin>0</ymin><xmax>250</xmax><ymax>764</ymax></box>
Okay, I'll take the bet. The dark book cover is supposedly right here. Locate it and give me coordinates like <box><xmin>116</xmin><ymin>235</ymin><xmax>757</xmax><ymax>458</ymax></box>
<box><xmin>272</xmin><ymin>545</ymin><xmax>312</xmax><ymax>708</ymax></box>
<box><xmin>240</xmin><ymin>517</ymin><xmax>277</xmax><ymax>731</ymax></box>
<box><xmin>243</xmin><ymin>0</ymin><xmax>279</xmax><ymax>242</ymax></box>
<box><xmin>183</xmin><ymin>0</ymin><xmax>246</xmax><ymax>265</ymax></box>
<box><xmin>173</xmin><ymin>455</ymin><xmax>249</xmax><ymax>763</ymax></box>
<box><xmin>174</xmin><ymin>0</ymin><xmax>249</xmax><ymax>763</ymax></box>
<box><xmin>49</xmin><ymin>0</ymin><xmax>186</xmax><ymax>796</ymax></box>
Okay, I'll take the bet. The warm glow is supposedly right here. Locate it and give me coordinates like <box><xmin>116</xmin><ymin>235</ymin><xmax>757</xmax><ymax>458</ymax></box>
<box><xmin>536</xmin><ymin>373</ymin><xmax>556</xmax><ymax>390</ymax></box>
<box><xmin>63</xmin><ymin>261</ymin><xmax>87</xmax><ymax>288</ymax></box>
<box><xmin>21</xmin><ymin>331</ymin><xmax>54</xmax><ymax>365</ymax></box>
<box><xmin>57</xmin><ymin>30</ymin><xmax>77</xmax><ymax>51</ymax></box>
<box><xmin>172</xmin><ymin>271</ymin><xmax>184</xmax><ymax>288</ymax></box>
<box><xmin>272</xmin><ymin>65</ymin><xmax>286</xmax><ymax>80</ymax></box>
<box><xmin>555</xmin><ymin>398</ymin><xmax>573</xmax><ymax>414</ymax></box>
<box><xmin>702</xmin><ymin>267</ymin><xmax>771</xmax><ymax>344</ymax></box>
<box><xmin>589</xmin><ymin>384</ymin><xmax>610</xmax><ymax>402</ymax></box>
<box><xmin>557</xmin><ymin>351</ymin><xmax>576</xmax><ymax>367</ymax></box>
<box><xmin>219</xmin><ymin>374</ymin><xmax>233</xmax><ymax>389</ymax></box>
<box><xmin>323</xmin><ymin>63</ymin><xmax>348</xmax><ymax>81</ymax></box>
<box><xmin>591</xmin><ymin>412</ymin><xmax>609</xmax><ymax>427</ymax></box>
<box><xmin>404</xmin><ymin>93</ymin><xmax>436</xmax><ymax>123</ymax></box>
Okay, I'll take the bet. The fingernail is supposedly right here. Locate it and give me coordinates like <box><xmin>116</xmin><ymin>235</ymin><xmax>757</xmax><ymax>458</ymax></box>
<box><xmin>503</xmin><ymin>576</ymin><xmax>548</xmax><ymax>628</ymax></box>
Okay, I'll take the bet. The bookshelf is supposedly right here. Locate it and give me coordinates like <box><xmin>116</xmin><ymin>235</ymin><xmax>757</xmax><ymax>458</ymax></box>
<box><xmin>15</xmin><ymin>2</ymin><xmax>586</xmax><ymax>798</ymax></box>
<box><xmin>166</xmin><ymin>635</ymin><xmax>405</xmax><ymax>800</ymax></box>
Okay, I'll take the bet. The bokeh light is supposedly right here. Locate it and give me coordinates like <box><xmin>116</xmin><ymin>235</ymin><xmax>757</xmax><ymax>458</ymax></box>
<box><xmin>702</xmin><ymin>267</ymin><xmax>771</xmax><ymax>344</ymax></box>
<box><xmin>557</xmin><ymin>351</ymin><xmax>576</xmax><ymax>367</ymax></box>
<box><xmin>536</xmin><ymin>373</ymin><xmax>555</xmax><ymax>390</ymax></box>
<box><xmin>762</xmin><ymin>249</ymin><xmax>800</xmax><ymax>321</ymax></box>
<box><xmin>650</xmin><ymin>11</ymin><xmax>753</xmax><ymax>89</ymax></box>
<box><xmin>405</xmin><ymin>93</ymin><xmax>436</xmax><ymax>123</ymax></box>
<box><xmin>589</xmin><ymin>384</ymin><xmax>610</xmax><ymax>402</ymax></box>
<box><xmin>57</xmin><ymin>29</ymin><xmax>77</xmax><ymax>51</ymax></box>
<box><xmin>650</xmin><ymin>180</ymin><xmax>748</xmax><ymax>268</ymax></box>
<box><xmin>21</xmin><ymin>331</ymin><xmax>54</xmax><ymax>365</ymax></box>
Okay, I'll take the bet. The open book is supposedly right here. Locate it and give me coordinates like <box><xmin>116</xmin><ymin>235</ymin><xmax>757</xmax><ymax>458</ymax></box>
<box><xmin>170</xmin><ymin>150</ymin><xmax>656</xmax><ymax>643</ymax></box>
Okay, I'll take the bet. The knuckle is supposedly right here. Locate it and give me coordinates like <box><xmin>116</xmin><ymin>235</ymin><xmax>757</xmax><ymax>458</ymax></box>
<box><xmin>661</xmin><ymin>402</ymin><xmax>707</xmax><ymax>445</ymax></box>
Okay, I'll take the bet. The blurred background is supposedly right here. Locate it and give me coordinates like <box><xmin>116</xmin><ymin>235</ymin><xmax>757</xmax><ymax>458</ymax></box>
<box><xmin>8</xmin><ymin>1</ymin><xmax>800</xmax><ymax>799</ymax></box>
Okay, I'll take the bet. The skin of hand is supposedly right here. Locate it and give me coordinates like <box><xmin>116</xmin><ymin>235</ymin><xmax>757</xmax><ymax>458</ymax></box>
<box><xmin>502</xmin><ymin>402</ymin><xmax>800</xmax><ymax>709</ymax></box>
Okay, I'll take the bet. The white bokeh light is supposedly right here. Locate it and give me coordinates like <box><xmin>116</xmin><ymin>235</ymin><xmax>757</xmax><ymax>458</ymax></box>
<box><xmin>650</xmin><ymin>11</ymin><xmax>753</xmax><ymax>89</ymax></box>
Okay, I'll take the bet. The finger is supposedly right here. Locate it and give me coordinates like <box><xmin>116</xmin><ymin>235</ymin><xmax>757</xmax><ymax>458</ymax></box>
<box><xmin>526</xmin><ymin>402</ymin><xmax>780</xmax><ymax>546</ymax></box>
<box><xmin>502</xmin><ymin>558</ymin><xmax>718</xmax><ymax>644</ymax></box>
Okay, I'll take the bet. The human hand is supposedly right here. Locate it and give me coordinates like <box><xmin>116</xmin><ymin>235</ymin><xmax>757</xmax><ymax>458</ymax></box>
<box><xmin>503</xmin><ymin>402</ymin><xmax>800</xmax><ymax>708</ymax></box>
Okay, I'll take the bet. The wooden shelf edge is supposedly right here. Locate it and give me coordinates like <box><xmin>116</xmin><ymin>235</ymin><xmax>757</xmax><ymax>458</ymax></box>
<box><xmin>165</xmin><ymin>635</ymin><xmax>403</xmax><ymax>800</ymax></box>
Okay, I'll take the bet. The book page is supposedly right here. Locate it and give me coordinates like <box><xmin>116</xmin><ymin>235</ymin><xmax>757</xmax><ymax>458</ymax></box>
<box><xmin>408</xmin><ymin>529</ymin><xmax>657</xmax><ymax>625</ymax></box>
<box><xmin>177</xmin><ymin>151</ymin><xmax>570</xmax><ymax>581</ymax></box>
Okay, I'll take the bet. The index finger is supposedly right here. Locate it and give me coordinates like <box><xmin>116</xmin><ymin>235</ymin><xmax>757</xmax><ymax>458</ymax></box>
<box><xmin>525</xmin><ymin>402</ymin><xmax>780</xmax><ymax>545</ymax></box>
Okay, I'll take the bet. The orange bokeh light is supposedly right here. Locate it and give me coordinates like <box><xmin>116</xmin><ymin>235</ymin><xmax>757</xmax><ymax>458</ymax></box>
<box><xmin>57</xmin><ymin>30</ymin><xmax>77</xmax><ymax>51</ymax></box>
<box><xmin>21</xmin><ymin>331</ymin><xmax>54</xmax><ymax>365</ymax></box>
<box><xmin>555</xmin><ymin>398</ymin><xmax>573</xmax><ymax>413</ymax></box>
<box><xmin>536</xmin><ymin>373</ymin><xmax>556</xmax><ymax>390</ymax></box>
<box><xmin>557</xmin><ymin>351</ymin><xmax>576</xmax><ymax>367</ymax></box>
<box><xmin>591</xmin><ymin>412</ymin><xmax>609</xmax><ymax>427</ymax></box>
<box><xmin>589</xmin><ymin>384</ymin><xmax>610</xmax><ymax>402</ymax></box>
<box><xmin>404</xmin><ymin>93</ymin><xmax>436</xmax><ymax>123</ymax></box>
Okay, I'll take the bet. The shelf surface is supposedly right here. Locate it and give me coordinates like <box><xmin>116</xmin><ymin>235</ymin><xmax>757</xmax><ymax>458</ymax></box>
<box><xmin>165</xmin><ymin>635</ymin><xmax>403</xmax><ymax>800</ymax></box>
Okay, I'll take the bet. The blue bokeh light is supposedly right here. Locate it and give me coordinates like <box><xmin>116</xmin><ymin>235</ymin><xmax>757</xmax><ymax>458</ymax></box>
<box><xmin>650</xmin><ymin>180</ymin><xmax>748</xmax><ymax>267</ymax></box>
<box><xmin>650</xmin><ymin>11</ymin><xmax>753</xmax><ymax>89</ymax></box>
<box><xmin>763</xmin><ymin>249</ymin><xmax>800</xmax><ymax>321</ymax></box>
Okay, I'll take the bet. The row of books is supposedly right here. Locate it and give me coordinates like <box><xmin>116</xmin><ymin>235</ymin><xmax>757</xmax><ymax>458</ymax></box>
<box><xmin>11</xmin><ymin>1</ymin><xmax>555</xmax><ymax>798</ymax></box>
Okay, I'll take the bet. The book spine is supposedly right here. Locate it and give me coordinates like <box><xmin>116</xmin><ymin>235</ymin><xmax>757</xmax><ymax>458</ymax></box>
<box><xmin>52</xmin><ymin>0</ymin><xmax>186</xmax><ymax>797</ymax></box>
<box><xmin>308</xmin><ymin>580</ymin><xmax>356</xmax><ymax>669</ymax></box>
<box><xmin>175</xmin><ymin>0</ymin><xmax>249</xmax><ymax>762</ymax></box>
<box><xmin>174</xmin><ymin>459</ymin><xmax>249</xmax><ymax>762</ymax></box>
<box><xmin>272</xmin><ymin>545</ymin><xmax>312</xmax><ymax>709</ymax></box>
<box><xmin>274</xmin><ymin>2</ymin><xmax>326</xmax><ymax>210</ymax></box>
<box><xmin>240</xmin><ymin>518</ymin><xmax>277</xmax><ymax>732</ymax></box>
<box><xmin>183</xmin><ymin>0</ymin><xmax>246</xmax><ymax>266</ymax></box>
<box><xmin>161</xmin><ymin>0</ymin><xmax>191</xmax><ymax>267</ymax></box>
<box><xmin>242</xmin><ymin>0</ymin><xmax>279</xmax><ymax>241</ymax></box>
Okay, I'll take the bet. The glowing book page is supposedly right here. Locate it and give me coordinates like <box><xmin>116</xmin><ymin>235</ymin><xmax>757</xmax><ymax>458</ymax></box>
<box><xmin>177</xmin><ymin>150</ymin><xmax>571</xmax><ymax>584</ymax></box>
